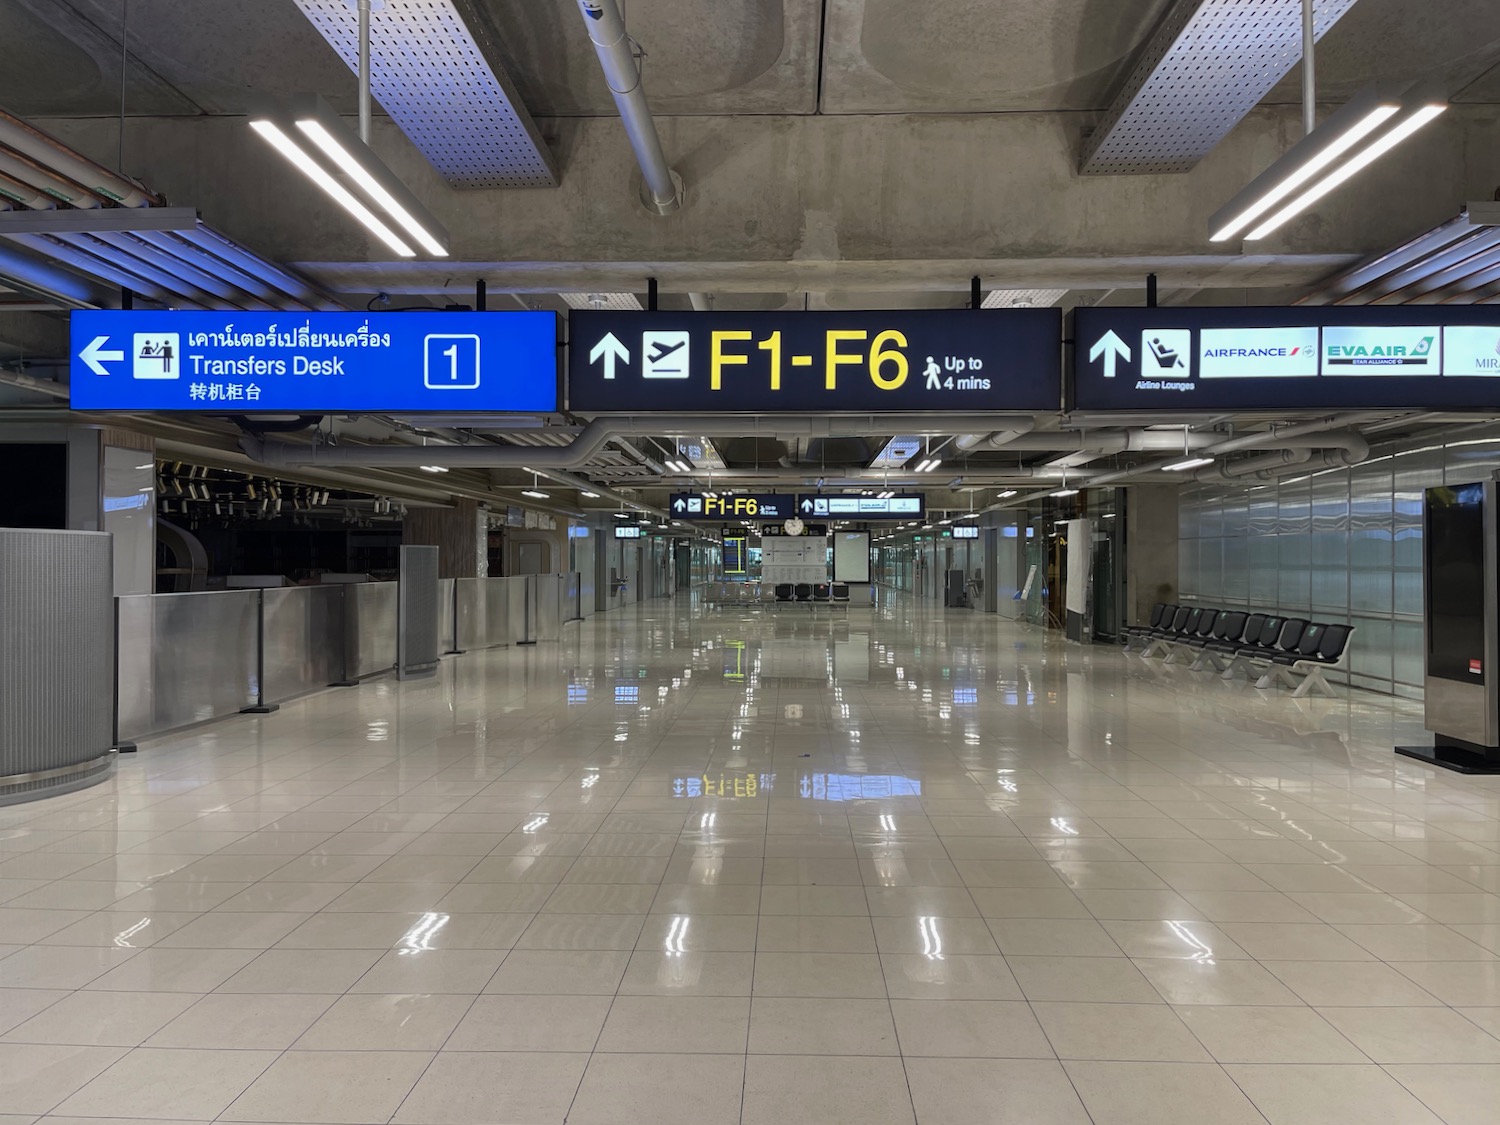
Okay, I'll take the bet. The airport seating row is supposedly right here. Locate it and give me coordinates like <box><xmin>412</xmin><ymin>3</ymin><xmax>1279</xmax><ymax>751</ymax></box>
<box><xmin>1123</xmin><ymin>603</ymin><xmax>1355</xmax><ymax>698</ymax></box>
<box><xmin>702</xmin><ymin>581</ymin><xmax>852</xmax><ymax>610</ymax></box>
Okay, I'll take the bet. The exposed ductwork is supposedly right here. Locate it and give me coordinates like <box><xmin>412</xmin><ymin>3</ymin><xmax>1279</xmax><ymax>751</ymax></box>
<box><xmin>0</xmin><ymin>108</ymin><xmax>157</xmax><ymax>207</ymax></box>
<box><xmin>576</xmin><ymin>0</ymin><xmax>682</xmax><ymax>215</ymax></box>
<box><xmin>246</xmin><ymin>415</ymin><xmax>1021</xmax><ymax>471</ymax></box>
<box><xmin>954</xmin><ymin>418</ymin><xmax>1035</xmax><ymax>450</ymax></box>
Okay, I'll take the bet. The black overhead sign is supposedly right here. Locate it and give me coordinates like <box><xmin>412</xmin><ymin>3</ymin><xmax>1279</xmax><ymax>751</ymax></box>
<box><xmin>670</xmin><ymin>493</ymin><xmax>926</xmax><ymax>521</ymax></box>
<box><xmin>569</xmin><ymin>309</ymin><xmax>1061</xmax><ymax>412</ymax></box>
<box><xmin>1072</xmin><ymin>306</ymin><xmax>1500</xmax><ymax>412</ymax></box>
<box><xmin>671</xmin><ymin>493</ymin><xmax>797</xmax><ymax>520</ymax></box>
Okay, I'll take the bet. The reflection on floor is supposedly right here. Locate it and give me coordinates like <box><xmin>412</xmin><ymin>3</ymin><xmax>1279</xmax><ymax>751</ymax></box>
<box><xmin>2</xmin><ymin>593</ymin><xmax>1498</xmax><ymax>1125</ymax></box>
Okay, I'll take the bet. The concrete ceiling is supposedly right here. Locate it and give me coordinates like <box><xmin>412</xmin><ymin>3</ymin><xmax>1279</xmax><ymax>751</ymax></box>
<box><xmin>2</xmin><ymin>0</ymin><xmax>1499</xmax><ymax>519</ymax></box>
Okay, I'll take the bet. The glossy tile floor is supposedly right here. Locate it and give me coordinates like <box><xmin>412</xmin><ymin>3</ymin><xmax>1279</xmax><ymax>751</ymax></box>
<box><xmin>4</xmin><ymin>595</ymin><xmax>1500</xmax><ymax>1124</ymax></box>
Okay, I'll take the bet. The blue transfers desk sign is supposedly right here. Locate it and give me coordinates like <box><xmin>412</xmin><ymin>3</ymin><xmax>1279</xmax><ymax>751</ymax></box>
<box><xmin>68</xmin><ymin>311</ymin><xmax>559</xmax><ymax>412</ymax></box>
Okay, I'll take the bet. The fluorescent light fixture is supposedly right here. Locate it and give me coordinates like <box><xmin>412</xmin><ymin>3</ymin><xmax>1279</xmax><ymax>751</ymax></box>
<box><xmin>613</xmin><ymin>512</ymin><xmax>631</xmax><ymax>519</ymax></box>
<box><xmin>1245</xmin><ymin>105</ymin><xmax>1447</xmax><ymax>239</ymax></box>
<box><xmin>295</xmin><ymin>119</ymin><xmax>447</xmax><ymax>256</ymax></box>
<box><xmin>580</xmin><ymin>490</ymin><xmax>601</xmax><ymax>498</ymax></box>
<box><xmin>1051</xmin><ymin>488</ymin><xmax>1079</xmax><ymax>497</ymax></box>
<box><xmin>419</xmin><ymin>464</ymin><xmax>449</xmax><ymax>473</ymax></box>
<box><xmin>522</xmin><ymin>489</ymin><xmax>549</xmax><ymax>499</ymax></box>
<box><xmin>248</xmin><ymin>94</ymin><xmax>448</xmax><ymax>258</ymax></box>
<box><xmin>1210</xmin><ymin>81</ymin><xmax>1447</xmax><ymax>243</ymax></box>
<box><xmin>249</xmin><ymin>120</ymin><xmax>413</xmax><ymax>257</ymax></box>
<box><xmin>1162</xmin><ymin>457</ymin><xmax>1214</xmax><ymax>472</ymax></box>
<box><xmin>998</xmin><ymin>490</ymin><xmax>1018</xmax><ymax>499</ymax></box>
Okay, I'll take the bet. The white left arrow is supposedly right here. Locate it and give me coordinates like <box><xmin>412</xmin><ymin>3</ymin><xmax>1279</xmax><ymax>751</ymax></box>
<box><xmin>80</xmin><ymin>335</ymin><xmax>124</xmax><ymax>376</ymax></box>
<box><xmin>589</xmin><ymin>332</ymin><xmax>630</xmax><ymax>380</ymax></box>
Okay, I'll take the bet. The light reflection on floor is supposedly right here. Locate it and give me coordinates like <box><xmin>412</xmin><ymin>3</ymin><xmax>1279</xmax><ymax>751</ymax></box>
<box><xmin>0</xmin><ymin>592</ymin><xmax>1494</xmax><ymax>1125</ymax></box>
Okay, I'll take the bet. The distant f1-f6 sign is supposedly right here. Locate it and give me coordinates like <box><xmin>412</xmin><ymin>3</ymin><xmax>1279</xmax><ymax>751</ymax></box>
<box><xmin>569</xmin><ymin>309</ymin><xmax>1061</xmax><ymax>412</ymax></box>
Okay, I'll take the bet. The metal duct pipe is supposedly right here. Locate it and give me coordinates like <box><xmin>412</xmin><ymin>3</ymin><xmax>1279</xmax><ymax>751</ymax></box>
<box><xmin>0</xmin><ymin>148</ymin><xmax>103</xmax><ymax>209</ymax></box>
<box><xmin>1193</xmin><ymin>448</ymin><xmax>1311</xmax><ymax>481</ymax></box>
<box><xmin>0</xmin><ymin>108</ymin><xmax>157</xmax><ymax>207</ymax></box>
<box><xmin>247</xmin><ymin>417</ymin><xmax>619</xmax><ymax>469</ymax></box>
<box><xmin>955</xmin><ymin>418</ymin><xmax>1035</xmax><ymax>450</ymax></box>
<box><xmin>984</xmin><ymin>415</ymin><xmax>1383</xmax><ymax>513</ymax></box>
<box><xmin>576</xmin><ymin>0</ymin><xmax>682</xmax><ymax>214</ymax></box>
<box><xmin>0</xmin><ymin>169</ymin><xmax>57</xmax><ymax>210</ymax></box>
<box><xmin>0</xmin><ymin>369</ymin><xmax>69</xmax><ymax>399</ymax></box>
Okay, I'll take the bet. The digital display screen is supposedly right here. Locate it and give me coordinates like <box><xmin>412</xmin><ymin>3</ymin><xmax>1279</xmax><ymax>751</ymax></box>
<box><xmin>570</xmin><ymin>309</ymin><xmax>1061</xmax><ymax>412</ymax></box>
<box><xmin>1426</xmin><ymin>483</ymin><xmax>1487</xmax><ymax>686</ymax></box>
<box><xmin>1073</xmin><ymin>307</ymin><xmax>1500</xmax><ymax>411</ymax></box>
<box><xmin>722</xmin><ymin>536</ymin><xmax>747</xmax><ymax>574</ymax></box>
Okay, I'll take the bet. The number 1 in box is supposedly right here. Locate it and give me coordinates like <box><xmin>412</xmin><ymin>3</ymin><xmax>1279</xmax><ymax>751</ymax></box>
<box><xmin>424</xmin><ymin>334</ymin><xmax>481</xmax><ymax>390</ymax></box>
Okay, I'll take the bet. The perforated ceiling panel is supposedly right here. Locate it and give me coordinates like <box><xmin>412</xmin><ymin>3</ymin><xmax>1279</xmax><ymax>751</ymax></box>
<box><xmin>292</xmin><ymin>0</ymin><xmax>556</xmax><ymax>189</ymax></box>
<box><xmin>1080</xmin><ymin>0</ymin><xmax>1359</xmax><ymax>175</ymax></box>
<box><xmin>560</xmin><ymin>292</ymin><xmax>643</xmax><ymax>311</ymax></box>
<box><xmin>982</xmin><ymin>289</ymin><xmax>1068</xmax><ymax>309</ymax></box>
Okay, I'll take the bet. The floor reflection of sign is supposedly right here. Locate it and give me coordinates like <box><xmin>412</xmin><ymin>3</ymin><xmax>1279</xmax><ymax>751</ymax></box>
<box><xmin>1019</xmin><ymin>564</ymin><xmax>1038</xmax><ymax>600</ymax></box>
<box><xmin>798</xmin><ymin>773</ymin><xmax>922</xmax><ymax>801</ymax></box>
<box><xmin>672</xmin><ymin>773</ymin><xmax>775</xmax><ymax>797</ymax></box>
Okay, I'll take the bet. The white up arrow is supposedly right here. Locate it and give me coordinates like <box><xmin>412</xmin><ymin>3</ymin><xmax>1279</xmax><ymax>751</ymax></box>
<box><xmin>589</xmin><ymin>332</ymin><xmax>630</xmax><ymax>380</ymax></box>
<box><xmin>79</xmin><ymin>335</ymin><xmax>124</xmax><ymax>376</ymax></box>
<box><xmin>1088</xmin><ymin>330</ymin><xmax>1131</xmax><ymax>379</ymax></box>
<box><xmin>672</xmin><ymin>498</ymin><xmax>686</xmax><ymax>512</ymax></box>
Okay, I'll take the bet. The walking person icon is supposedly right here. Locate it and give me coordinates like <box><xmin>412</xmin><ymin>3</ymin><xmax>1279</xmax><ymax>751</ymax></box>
<box><xmin>924</xmin><ymin>356</ymin><xmax>941</xmax><ymax>390</ymax></box>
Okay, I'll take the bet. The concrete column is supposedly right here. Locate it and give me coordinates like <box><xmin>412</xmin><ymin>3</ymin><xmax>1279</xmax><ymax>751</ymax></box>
<box><xmin>1126</xmin><ymin>485</ymin><xmax>1180</xmax><ymax>626</ymax></box>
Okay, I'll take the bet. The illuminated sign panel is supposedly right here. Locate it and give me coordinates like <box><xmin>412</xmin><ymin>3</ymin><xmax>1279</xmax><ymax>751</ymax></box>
<box><xmin>952</xmin><ymin>525</ymin><xmax>980</xmax><ymax>539</ymax></box>
<box><xmin>672</xmin><ymin>493</ymin><xmax>925</xmax><ymax>521</ymax></box>
<box><xmin>70</xmin><ymin>310</ymin><xmax>558</xmax><ymax>412</ymax></box>
<box><xmin>722</xmin><ymin>536</ymin><xmax>748</xmax><ymax>573</ymax></box>
<box><xmin>614</xmin><ymin>526</ymin><xmax>642</xmax><ymax>539</ymax></box>
<box><xmin>802</xmin><ymin>495</ymin><xmax>924</xmax><ymax>518</ymax></box>
<box><xmin>569</xmin><ymin>309</ymin><xmax>1060</xmax><ymax>412</ymax></box>
<box><xmin>672</xmin><ymin>493</ymin><xmax>797</xmax><ymax>520</ymax></box>
<box><xmin>1073</xmin><ymin>307</ymin><xmax>1500</xmax><ymax>411</ymax></box>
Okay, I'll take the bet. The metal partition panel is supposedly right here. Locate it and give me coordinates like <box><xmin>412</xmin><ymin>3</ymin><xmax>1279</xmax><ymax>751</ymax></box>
<box><xmin>0</xmin><ymin>529</ymin><xmax>116</xmax><ymax>804</ymax></box>
<box><xmin>146</xmin><ymin>590</ymin><xmax>259</xmax><ymax>736</ymax></box>
<box><xmin>484</xmin><ymin>577</ymin><xmax>511</xmax><ymax>647</ymax></box>
<box><xmin>116</xmin><ymin>594</ymin><xmax>154</xmax><ymax>743</ymax></box>
<box><xmin>535</xmin><ymin>575</ymin><xmax>562</xmax><ymax>641</ymax></box>
<box><xmin>507</xmin><ymin>576</ymin><xmax>529</xmax><ymax>644</ymax></box>
<box><xmin>398</xmin><ymin>546</ymin><xmax>440</xmax><ymax>680</ymax></box>
<box><xmin>455</xmin><ymin>578</ymin><xmax>485</xmax><ymax>651</ymax></box>
<box><xmin>261</xmin><ymin>586</ymin><xmax>343</xmax><ymax>704</ymax></box>
<box><xmin>346</xmin><ymin>582</ymin><xmax>398</xmax><ymax>680</ymax></box>
<box><xmin>563</xmin><ymin>572</ymin><xmax>582</xmax><ymax>622</ymax></box>
<box><xmin>438</xmin><ymin>578</ymin><xmax>455</xmax><ymax>654</ymax></box>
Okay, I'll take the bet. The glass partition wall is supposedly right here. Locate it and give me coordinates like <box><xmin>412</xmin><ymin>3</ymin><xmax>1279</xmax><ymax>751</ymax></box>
<box><xmin>1179</xmin><ymin>423</ymin><xmax>1500</xmax><ymax>698</ymax></box>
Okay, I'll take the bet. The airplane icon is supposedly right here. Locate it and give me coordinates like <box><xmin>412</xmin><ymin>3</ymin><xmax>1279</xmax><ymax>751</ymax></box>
<box><xmin>642</xmin><ymin>331</ymin><xmax>690</xmax><ymax>379</ymax></box>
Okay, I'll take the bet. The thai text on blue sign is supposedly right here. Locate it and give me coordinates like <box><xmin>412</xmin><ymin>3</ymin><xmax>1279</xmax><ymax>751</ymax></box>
<box><xmin>69</xmin><ymin>310</ymin><xmax>558</xmax><ymax>412</ymax></box>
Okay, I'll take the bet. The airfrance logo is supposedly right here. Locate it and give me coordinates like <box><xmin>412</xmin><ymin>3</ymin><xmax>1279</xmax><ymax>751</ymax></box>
<box><xmin>1198</xmin><ymin>327</ymin><xmax>1319</xmax><ymax>379</ymax></box>
<box><xmin>1203</xmin><ymin>345</ymin><xmax>1303</xmax><ymax>358</ymax></box>
<box><xmin>1326</xmin><ymin>336</ymin><xmax>1434</xmax><ymax>366</ymax></box>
